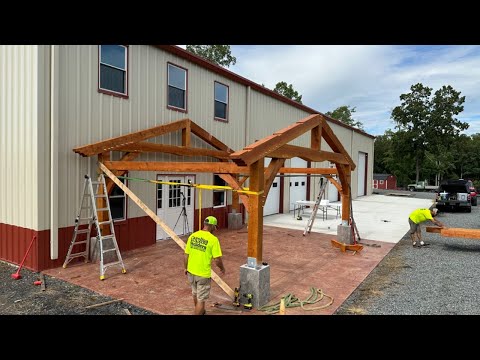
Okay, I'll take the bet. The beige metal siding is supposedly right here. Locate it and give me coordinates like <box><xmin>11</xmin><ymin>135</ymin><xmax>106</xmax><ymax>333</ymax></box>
<box><xmin>0</xmin><ymin>46</ymin><xmax>39</xmax><ymax>229</ymax></box>
<box><xmin>56</xmin><ymin>45</ymin><xmax>248</xmax><ymax>226</ymax></box>
<box><xmin>249</xmin><ymin>90</ymin><xmax>312</xmax><ymax>146</ymax></box>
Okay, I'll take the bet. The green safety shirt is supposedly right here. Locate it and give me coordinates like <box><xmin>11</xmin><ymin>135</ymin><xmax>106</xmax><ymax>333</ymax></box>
<box><xmin>409</xmin><ymin>208</ymin><xmax>433</xmax><ymax>224</ymax></box>
<box><xmin>185</xmin><ymin>230</ymin><xmax>222</xmax><ymax>278</ymax></box>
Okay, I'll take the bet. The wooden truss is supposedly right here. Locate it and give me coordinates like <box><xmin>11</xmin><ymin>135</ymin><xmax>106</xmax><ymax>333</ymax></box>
<box><xmin>74</xmin><ymin>115</ymin><xmax>356</xmax><ymax>265</ymax></box>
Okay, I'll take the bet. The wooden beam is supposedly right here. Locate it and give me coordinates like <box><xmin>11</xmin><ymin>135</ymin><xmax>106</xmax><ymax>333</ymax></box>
<box><xmin>426</xmin><ymin>227</ymin><xmax>480</xmax><ymax>239</ymax></box>
<box><xmin>73</xmin><ymin>118</ymin><xmax>190</xmax><ymax>157</ymax></box>
<box><xmin>182</xmin><ymin>121</ymin><xmax>191</xmax><ymax>147</ymax></box>
<box><xmin>278</xmin><ymin>167</ymin><xmax>338</xmax><ymax>175</ymax></box>
<box><xmin>263</xmin><ymin>158</ymin><xmax>285</xmax><ymax>204</ymax></box>
<box><xmin>269</xmin><ymin>144</ymin><xmax>349</xmax><ymax>164</ymax></box>
<box><xmin>321</xmin><ymin>117</ymin><xmax>356</xmax><ymax>171</ymax></box>
<box><xmin>230</xmin><ymin>114</ymin><xmax>322</xmax><ymax>166</ymax></box>
<box><xmin>248</xmin><ymin>160</ymin><xmax>264</xmax><ymax>262</ymax></box>
<box><xmin>116</xmin><ymin>142</ymin><xmax>231</xmax><ymax>160</ymax></box>
<box><xmin>217</xmin><ymin>174</ymin><xmax>250</xmax><ymax>212</ymax></box>
<box><xmin>104</xmin><ymin>161</ymin><xmax>249</xmax><ymax>174</ymax></box>
<box><xmin>189</xmin><ymin>121</ymin><xmax>233</xmax><ymax>152</ymax></box>
<box><xmin>311</xmin><ymin>125</ymin><xmax>321</xmax><ymax>150</ymax></box>
<box><xmin>99</xmin><ymin>162</ymin><xmax>235</xmax><ymax>299</ymax></box>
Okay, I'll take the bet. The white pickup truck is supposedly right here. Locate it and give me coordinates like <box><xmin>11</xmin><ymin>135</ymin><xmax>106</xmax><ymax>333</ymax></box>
<box><xmin>407</xmin><ymin>180</ymin><xmax>438</xmax><ymax>192</ymax></box>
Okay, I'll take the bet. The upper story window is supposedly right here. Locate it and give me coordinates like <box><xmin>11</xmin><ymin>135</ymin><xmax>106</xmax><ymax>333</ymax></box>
<box><xmin>214</xmin><ymin>81</ymin><xmax>229</xmax><ymax>121</ymax></box>
<box><xmin>99</xmin><ymin>45</ymin><xmax>128</xmax><ymax>97</ymax></box>
<box><xmin>168</xmin><ymin>63</ymin><xmax>187</xmax><ymax>111</ymax></box>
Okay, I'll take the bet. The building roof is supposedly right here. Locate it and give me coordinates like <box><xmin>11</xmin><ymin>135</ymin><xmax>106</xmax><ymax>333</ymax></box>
<box><xmin>373</xmin><ymin>173</ymin><xmax>393</xmax><ymax>180</ymax></box>
<box><xmin>154</xmin><ymin>45</ymin><xmax>375</xmax><ymax>140</ymax></box>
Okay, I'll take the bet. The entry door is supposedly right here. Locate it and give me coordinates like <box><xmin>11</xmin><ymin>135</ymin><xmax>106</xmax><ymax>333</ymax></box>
<box><xmin>156</xmin><ymin>175</ymin><xmax>194</xmax><ymax>240</ymax></box>
<box><xmin>357</xmin><ymin>152</ymin><xmax>367</xmax><ymax>197</ymax></box>
<box><xmin>263</xmin><ymin>158</ymin><xmax>280</xmax><ymax>216</ymax></box>
<box><xmin>289</xmin><ymin>157</ymin><xmax>307</xmax><ymax>211</ymax></box>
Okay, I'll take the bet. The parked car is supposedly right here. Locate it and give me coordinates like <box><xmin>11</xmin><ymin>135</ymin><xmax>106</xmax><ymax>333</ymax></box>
<box><xmin>466</xmin><ymin>180</ymin><xmax>477</xmax><ymax>206</ymax></box>
<box><xmin>436</xmin><ymin>179</ymin><xmax>472</xmax><ymax>212</ymax></box>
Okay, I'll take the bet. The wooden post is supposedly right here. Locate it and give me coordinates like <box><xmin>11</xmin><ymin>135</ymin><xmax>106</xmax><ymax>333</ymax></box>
<box><xmin>97</xmin><ymin>152</ymin><xmax>111</xmax><ymax>235</ymax></box>
<box><xmin>247</xmin><ymin>159</ymin><xmax>264</xmax><ymax>262</ymax></box>
<box><xmin>339</xmin><ymin>165</ymin><xmax>351</xmax><ymax>222</ymax></box>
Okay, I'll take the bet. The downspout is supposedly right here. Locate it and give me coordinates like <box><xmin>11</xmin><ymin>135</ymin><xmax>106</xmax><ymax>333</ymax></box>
<box><xmin>245</xmin><ymin>86</ymin><xmax>250</xmax><ymax>148</ymax></box>
<box><xmin>50</xmin><ymin>45</ymin><xmax>59</xmax><ymax>260</ymax></box>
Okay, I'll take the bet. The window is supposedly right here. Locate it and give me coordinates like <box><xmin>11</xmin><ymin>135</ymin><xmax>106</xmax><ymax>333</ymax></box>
<box><xmin>99</xmin><ymin>45</ymin><xmax>128</xmax><ymax>96</ymax></box>
<box><xmin>109</xmin><ymin>176</ymin><xmax>127</xmax><ymax>221</ymax></box>
<box><xmin>168</xmin><ymin>63</ymin><xmax>187</xmax><ymax>111</ymax></box>
<box><xmin>213</xmin><ymin>175</ymin><xmax>226</xmax><ymax>207</ymax></box>
<box><xmin>214</xmin><ymin>81</ymin><xmax>228</xmax><ymax>120</ymax></box>
<box><xmin>380</xmin><ymin>180</ymin><xmax>384</xmax><ymax>184</ymax></box>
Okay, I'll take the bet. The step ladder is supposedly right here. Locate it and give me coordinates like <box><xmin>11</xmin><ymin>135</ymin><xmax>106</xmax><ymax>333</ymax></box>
<box><xmin>63</xmin><ymin>174</ymin><xmax>127</xmax><ymax>280</ymax></box>
<box><xmin>303</xmin><ymin>177</ymin><xmax>329</xmax><ymax>236</ymax></box>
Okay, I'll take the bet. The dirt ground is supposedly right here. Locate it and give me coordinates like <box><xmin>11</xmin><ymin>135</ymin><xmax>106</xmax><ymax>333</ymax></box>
<box><xmin>0</xmin><ymin>260</ymin><xmax>154</xmax><ymax>315</ymax></box>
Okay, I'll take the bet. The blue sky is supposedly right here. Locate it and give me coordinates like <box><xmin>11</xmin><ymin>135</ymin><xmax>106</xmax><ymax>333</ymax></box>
<box><xmin>181</xmin><ymin>45</ymin><xmax>480</xmax><ymax>137</ymax></box>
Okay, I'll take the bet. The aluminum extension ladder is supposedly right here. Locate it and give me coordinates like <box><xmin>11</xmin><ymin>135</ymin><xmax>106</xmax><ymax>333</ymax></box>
<box><xmin>303</xmin><ymin>177</ymin><xmax>328</xmax><ymax>236</ymax></box>
<box><xmin>63</xmin><ymin>174</ymin><xmax>126</xmax><ymax>280</ymax></box>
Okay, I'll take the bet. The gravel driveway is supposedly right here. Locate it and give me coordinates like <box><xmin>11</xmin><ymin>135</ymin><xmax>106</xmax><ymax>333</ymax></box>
<box><xmin>336</xmin><ymin>191</ymin><xmax>480</xmax><ymax>315</ymax></box>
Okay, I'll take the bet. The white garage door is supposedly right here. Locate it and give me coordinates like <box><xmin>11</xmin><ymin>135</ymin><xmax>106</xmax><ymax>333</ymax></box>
<box><xmin>156</xmin><ymin>175</ymin><xmax>195</xmax><ymax>240</ymax></box>
<box><xmin>289</xmin><ymin>157</ymin><xmax>307</xmax><ymax>211</ymax></box>
<box><xmin>264</xmin><ymin>158</ymin><xmax>280</xmax><ymax>216</ymax></box>
<box><xmin>357</xmin><ymin>152</ymin><xmax>366</xmax><ymax>197</ymax></box>
<box><xmin>327</xmin><ymin>180</ymin><xmax>338</xmax><ymax>202</ymax></box>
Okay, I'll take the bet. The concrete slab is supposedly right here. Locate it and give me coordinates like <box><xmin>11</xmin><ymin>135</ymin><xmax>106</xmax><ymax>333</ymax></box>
<box><xmin>264</xmin><ymin>194</ymin><xmax>434</xmax><ymax>243</ymax></box>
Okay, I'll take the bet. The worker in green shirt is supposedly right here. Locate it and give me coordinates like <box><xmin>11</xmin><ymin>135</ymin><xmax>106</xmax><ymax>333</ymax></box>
<box><xmin>184</xmin><ymin>216</ymin><xmax>225</xmax><ymax>315</ymax></box>
<box><xmin>408</xmin><ymin>208</ymin><xmax>445</xmax><ymax>247</ymax></box>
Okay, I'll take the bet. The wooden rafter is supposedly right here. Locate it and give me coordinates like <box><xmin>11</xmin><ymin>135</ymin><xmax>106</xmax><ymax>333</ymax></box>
<box><xmin>115</xmin><ymin>142</ymin><xmax>230</xmax><ymax>160</ymax></box>
<box><xmin>230</xmin><ymin>114</ymin><xmax>322</xmax><ymax>166</ymax></box>
<box><xmin>73</xmin><ymin>118</ymin><xmax>190</xmax><ymax>157</ymax></box>
<box><xmin>189</xmin><ymin>121</ymin><xmax>233</xmax><ymax>153</ymax></box>
<box><xmin>321</xmin><ymin>116</ymin><xmax>356</xmax><ymax>171</ymax></box>
<box><xmin>263</xmin><ymin>158</ymin><xmax>285</xmax><ymax>204</ymax></box>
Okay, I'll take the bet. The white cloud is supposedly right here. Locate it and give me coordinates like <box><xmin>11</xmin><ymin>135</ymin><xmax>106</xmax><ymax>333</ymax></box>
<box><xmin>229</xmin><ymin>45</ymin><xmax>480</xmax><ymax>136</ymax></box>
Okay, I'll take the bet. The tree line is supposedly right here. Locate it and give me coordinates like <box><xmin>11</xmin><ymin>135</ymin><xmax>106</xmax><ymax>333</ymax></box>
<box><xmin>186</xmin><ymin>46</ymin><xmax>474</xmax><ymax>187</ymax></box>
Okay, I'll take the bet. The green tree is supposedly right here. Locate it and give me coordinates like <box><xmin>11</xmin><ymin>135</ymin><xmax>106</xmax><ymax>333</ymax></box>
<box><xmin>186</xmin><ymin>45</ymin><xmax>237</xmax><ymax>68</ymax></box>
<box><xmin>391</xmin><ymin>83</ymin><xmax>467</xmax><ymax>183</ymax></box>
<box><xmin>273</xmin><ymin>81</ymin><xmax>302</xmax><ymax>103</ymax></box>
<box><xmin>373</xmin><ymin>132</ymin><xmax>393</xmax><ymax>173</ymax></box>
<box><xmin>326</xmin><ymin>105</ymin><xmax>364</xmax><ymax>130</ymax></box>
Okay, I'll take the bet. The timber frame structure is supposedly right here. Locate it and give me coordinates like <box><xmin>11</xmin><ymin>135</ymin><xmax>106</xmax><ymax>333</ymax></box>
<box><xmin>74</xmin><ymin>114</ymin><xmax>356</xmax><ymax>264</ymax></box>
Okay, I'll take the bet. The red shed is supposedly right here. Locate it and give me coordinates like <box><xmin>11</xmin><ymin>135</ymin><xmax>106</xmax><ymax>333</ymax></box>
<box><xmin>373</xmin><ymin>173</ymin><xmax>397</xmax><ymax>190</ymax></box>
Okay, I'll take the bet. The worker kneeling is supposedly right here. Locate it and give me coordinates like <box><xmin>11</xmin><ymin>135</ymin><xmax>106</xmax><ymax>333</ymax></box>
<box><xmin>408</xmin><ymin>208</ymin><xmax>445</xmax><ymax>247</ymax></box>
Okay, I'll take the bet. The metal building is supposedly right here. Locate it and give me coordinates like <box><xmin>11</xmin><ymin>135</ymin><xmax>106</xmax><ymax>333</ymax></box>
<box><xmin>0</xmin><ymin>45</ymin><xmax>374</xmax><ymax>271</ymax></box>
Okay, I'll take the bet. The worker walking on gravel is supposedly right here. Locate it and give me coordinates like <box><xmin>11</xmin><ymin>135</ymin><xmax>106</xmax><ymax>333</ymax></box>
<box><xmin>408</xmin><ymin>208</ymin><xmax>445</xmax><ymax>247</ymax></box>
